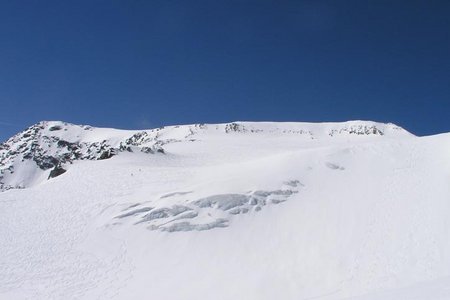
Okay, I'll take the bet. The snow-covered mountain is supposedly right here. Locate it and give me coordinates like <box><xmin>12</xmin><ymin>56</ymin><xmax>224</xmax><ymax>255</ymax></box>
<box><xmin>1</xmin><ymin>120</ymin><xmax>449</xmax><ymax>300</ymax></box>
<box><xmin>0</xmin><ymin>120</ymin><xmax>408</xmax><ymax>192</ymax></box>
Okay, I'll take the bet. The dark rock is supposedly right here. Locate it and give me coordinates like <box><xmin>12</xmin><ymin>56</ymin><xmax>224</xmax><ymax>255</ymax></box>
<box><xmin>35</xmin><ymin>156</ymin><xmax>59</xmax><ymax>170</ymax></box>
<box><xmin>57</xmin><ymin>140</ymin><xmax>75</xmax><ymax>148</ymax></box>
<box><xmin>98</xmin><ymin>149</ymin><xmax>116</xmax><ymax>160</ymax></box>
<box><xmin>48</xmin><ymin>166</ymin><xmax>66</xmax><ymax>179</ymax></box>
<box><xmin>49</xmin><ymin>125</ymin><xmax>62</xmax><ymax>131</ymax></box>
<box><xmin>225</xmin><ymin>122</ymin><xmax>242</xmax><ymax>133</ymax></box>
<box><xmin>141</xmin><ymin>147</ymin><xmax>154</xmax><ymax>154</ymax></box>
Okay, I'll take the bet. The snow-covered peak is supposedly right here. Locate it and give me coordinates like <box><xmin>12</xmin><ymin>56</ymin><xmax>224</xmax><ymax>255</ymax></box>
<box><xmin>0</xmin><ymin>121</ymin><xmax>163</xmax><ymax>191</ymax></box>
<box><xmin>0</xmin><ymin>120</ymin><xmax>412</xmax><ymax>192</ymax></box>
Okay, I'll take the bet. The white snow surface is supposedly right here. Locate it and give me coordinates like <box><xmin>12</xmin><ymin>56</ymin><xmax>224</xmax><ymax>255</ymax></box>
<box><xmin>1</xmin><ymin>120</ymin><xmax>450</xmax><ymax>299</ymax></box>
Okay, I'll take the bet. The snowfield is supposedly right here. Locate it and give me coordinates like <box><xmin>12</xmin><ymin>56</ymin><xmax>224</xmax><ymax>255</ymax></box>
<box><xmin>1</xmin><ymin>120</ymin><xmax>450</xmax><ymax>299</ymax></box>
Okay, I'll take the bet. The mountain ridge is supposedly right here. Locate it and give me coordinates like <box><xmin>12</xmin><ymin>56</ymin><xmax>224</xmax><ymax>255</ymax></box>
<box><xmin>0</xmin><ymin>120</ymin><xmax>412</xmax><ymax>192</ymax></box>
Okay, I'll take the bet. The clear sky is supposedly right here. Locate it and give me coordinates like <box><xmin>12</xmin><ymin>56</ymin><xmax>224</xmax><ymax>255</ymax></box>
<box><xmin>0</xmin><ymin>0</ymin><xmax>449</xmax><ymax>141</ymax></box>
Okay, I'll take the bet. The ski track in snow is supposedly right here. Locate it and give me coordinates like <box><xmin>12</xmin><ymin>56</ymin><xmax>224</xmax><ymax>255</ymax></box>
<box><xmin>0</xmin><ymin>179</ymin><xmax>133</xmax><ymax>299</ymax></box>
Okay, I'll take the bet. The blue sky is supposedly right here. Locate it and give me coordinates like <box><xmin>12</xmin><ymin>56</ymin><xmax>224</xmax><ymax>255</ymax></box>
<box><xmin>0</xmin><ymin>0</ymin><xmax>449</xmax><ymax>141</ymax></box>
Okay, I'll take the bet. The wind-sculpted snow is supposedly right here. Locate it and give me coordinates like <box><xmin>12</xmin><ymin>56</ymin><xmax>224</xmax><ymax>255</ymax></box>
<box><xmin>116</xmin><ymin>207</ymin><xmax>154</xmax><ymax>218</ymax></box>
<box><xmin>114</xmin><ymin>180</ymin><xmax>303</xmax><ymax>232</ymax></box>
<box><xmin>326</xmin><ymin>162</ymin><xmax>345</xmax><ymax>170</ymax></box>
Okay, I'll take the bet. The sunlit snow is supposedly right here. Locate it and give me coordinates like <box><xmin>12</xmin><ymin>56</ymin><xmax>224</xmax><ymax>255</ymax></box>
<box><xmin>1</xmin><ymin>120</ymin><xmax>449</xmax><ymax>300</ymax></box>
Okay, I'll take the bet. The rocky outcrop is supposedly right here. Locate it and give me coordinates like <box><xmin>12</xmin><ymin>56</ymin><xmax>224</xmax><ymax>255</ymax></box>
<box><xmin>48</xmin><ymin>165</ymin><xmax>67</xmax><ymax>179</ymax></box>
<box><xmin>0</xmin><ymin>121</ymin><xmax>165</xmax><ymax>191</ymax></box>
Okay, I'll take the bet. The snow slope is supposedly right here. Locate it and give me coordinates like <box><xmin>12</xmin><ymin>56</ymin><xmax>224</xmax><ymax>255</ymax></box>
<box><xmin>1</xmin><ymin>120</ymin><xmax>449</xmax><ymax>300</ymax></box>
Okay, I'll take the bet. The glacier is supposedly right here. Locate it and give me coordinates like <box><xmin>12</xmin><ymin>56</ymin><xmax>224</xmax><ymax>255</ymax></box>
<box><xmin>1</xmin><ymin>120</ymin><xmax>450</xmax><ymax>300</ymax></box>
